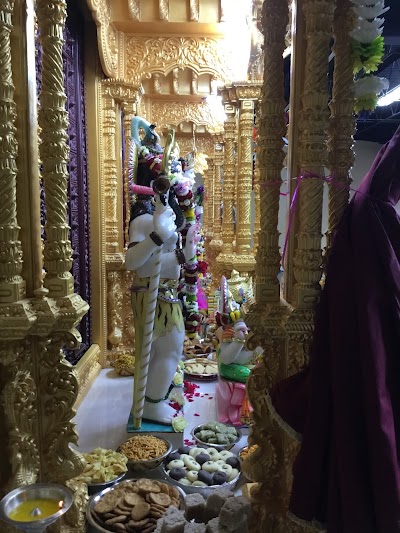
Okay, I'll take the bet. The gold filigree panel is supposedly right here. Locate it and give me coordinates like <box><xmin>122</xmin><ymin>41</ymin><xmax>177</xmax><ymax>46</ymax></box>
<box><xmin>125</xmin><ymin>36</ymin><xmax>233</xmax><ymax>83</ymax></box>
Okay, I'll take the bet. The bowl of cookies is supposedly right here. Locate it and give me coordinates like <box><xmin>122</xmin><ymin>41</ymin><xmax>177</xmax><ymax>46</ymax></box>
<box><xmin>162</xmin><ymin>445</ymin><xmax>241</xmax><ymax>497</ymax></box>
<box><xmin>191</xmin><ymin>422</ymin><xmax>242</xmax><ymax>451</ymax></box>
<box><xmin>117</xmin><ymin>435</ymin><xmax>172</xmax><ymax>472</ymax></box>
<box><xmin>87</xmin><ymin>478</ymin><xmax>184</xmax><ymax>533</ymax></box>
<box><xmin>74</xmin><ymin>448</ymin><xmax>128</xmax><ymax>495</ymax></box>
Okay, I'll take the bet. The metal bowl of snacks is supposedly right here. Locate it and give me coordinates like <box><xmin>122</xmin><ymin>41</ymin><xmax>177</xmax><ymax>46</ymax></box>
<box><xmin>162</xmin><ymin>446</ymin><xmax>241</xmax><ymax>498</ymax></box>
<box><xmin>73</xmin><ymin>448</ymin><xmax>128</xmax><ymax>496</ymax></box>
<box><xmin>117</xmin><ymin>435</ymin><xmax>172</xmax><ymax>472</ymax></box>
<box><xmin>191</xmin><ymin>423</ymin><xmax>242</xmax><ymax>451</ymax></box>
<box><xmin>87</xmin><ymin>478</ymin><xmax>185</xmax><ymax>533</ymax></box>
<box><xmin>87</xmin><ymin>472</ymin><xmax>127</xmax><ymax>496</ymax></box>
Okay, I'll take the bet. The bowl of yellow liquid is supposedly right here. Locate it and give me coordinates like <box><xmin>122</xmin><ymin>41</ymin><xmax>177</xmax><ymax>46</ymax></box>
<box><xmin>0</xmin><ymin>483</ymin><xmax>73</xmax><ymax>532</ymax></box>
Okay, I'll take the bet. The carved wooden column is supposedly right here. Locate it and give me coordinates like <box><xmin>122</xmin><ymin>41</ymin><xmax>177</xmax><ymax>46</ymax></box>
<box><xmin>102</xmin><ymin>85</ymin><xmax>118</xmax><ymax>254</ymax></box>
<box><xmin>216</xmin><ymin>99</ymin><xmax>236</xmax><ymax>275</ymax></box>
<box><xmin>326</xmin><ymin>0</ymin><xmax>355</xmax><ymax>255</ymax></box>
<box><xmin>241</xmin><ymin>0</ymin><xmax>291</xmax><ymax>531</ymax></box>
<box><xmin>37</xmin><ymin>0</ymin><xmax>88</xmax><ymax>486</ymax></box>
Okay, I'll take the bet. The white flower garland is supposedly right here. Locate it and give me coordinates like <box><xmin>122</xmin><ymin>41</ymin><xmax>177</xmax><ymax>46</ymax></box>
<box><xmin>350</xmin><ymin>0</ymin><xmax>390</xmax><ymax>112</ymax></box>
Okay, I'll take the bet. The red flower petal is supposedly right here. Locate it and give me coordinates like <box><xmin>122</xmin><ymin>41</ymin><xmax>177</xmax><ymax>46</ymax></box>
<box><xmin>194</xmin><ymin>413</ymin><xmax>200</xmax><ymax>417</ymax></box>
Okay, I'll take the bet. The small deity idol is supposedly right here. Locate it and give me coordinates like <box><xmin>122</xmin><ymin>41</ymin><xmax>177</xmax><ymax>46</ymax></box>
<box><xmin>214</xmin><ymin>277</ymin><xmax>255</xmax><ymax>426</ymax></box>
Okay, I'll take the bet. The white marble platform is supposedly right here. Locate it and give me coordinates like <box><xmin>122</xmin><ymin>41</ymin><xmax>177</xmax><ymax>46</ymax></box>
<box><xmin>73</xmin><ymin>369</ymin><xmax>248</xmax><ymax>453</ymax></box>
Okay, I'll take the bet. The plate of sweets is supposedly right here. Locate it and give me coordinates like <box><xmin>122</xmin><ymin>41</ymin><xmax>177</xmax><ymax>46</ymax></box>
<box><xmin>162</xmin><ymin>445</ymin><xmax>241</xmax><ymax>497</ymax></box>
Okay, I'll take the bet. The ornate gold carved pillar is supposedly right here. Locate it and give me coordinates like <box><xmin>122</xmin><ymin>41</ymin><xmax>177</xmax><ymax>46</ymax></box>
<box><xmin>159</xmin><ymin>0</ymin><xmax>169</xmax><ymax>21</ymax></box>
<box><xmin>0</xmin><ymin>0</ymin><xmax>38</xmax><ymax>500</ymax></box>
<box><xmin>233</xmin><ymin>83</ymin><xmax>261</xmax><ymax>275</ymax></box>
<box><xmin>213</xmin><ymin>148</ymin><xmax>223</xmax><ymax>242</ymax></box>
<box><xmin>242</xmin><ymin>0</ymin><xmax>292</xmax><ymax>531</ymax></box>
<box><xmin>129</xmin><ymin>0</ymin><xmax>140</xmax><ymax>20</ymax></box>
<box><xmin>326</xmin><ymin>0</ymin><xmax>355</xmax><ymax>255</ymax></box>
<box><xmin>0</xmin><ymin>0</ymin><xmax>25</xmax><ymax>304</ymax></box>
<box><xmin>215</xmin><ymin>100</ymin><xmax>236</xmax><ymax>275</ymax></box>
<box><xmin>102</xmin><ymin>87</ymin><xmax>119</xmax><ymax>255</ymax></box>
<box><xmin>209</xmin><ymin>142</ymin><xmax>224</xmax><ymax>282</ymax></box>
<box><xmin>236</xmin><ymin>99</ymin><xmax>254</xmax><ymax>256</ymax></box>
<box><xmin>189</xmin><ymin>0</ymin><xmax>199</xmax><ymax>22</ymax></box>
<box><xmin>205</xmin><ymin>156</ymin><xmax>215</xmax><ymax>239</ymax></box>
<box><xmin>36</xmin><ymin>0</ymin><xmax>88</xmax><ymax>481</ymax></box>
<box><xmin>292</xmin><ymin>0</ymin><xmax>334</xmax><ymax>311</ymax></box>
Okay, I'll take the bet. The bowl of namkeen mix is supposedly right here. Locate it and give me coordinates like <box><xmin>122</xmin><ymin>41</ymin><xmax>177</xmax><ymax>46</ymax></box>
<box><xmin>117</xmin><ymin>435</ymin><xmax>172</xmax><ymax>472</ymax></box>
<box><xmin>87</xmin><ymin>478</ymin><xmax>184</xmax><ymax>533</ymax></box>
<box><xmin>74</xmin><ymin>448</ymin><xmax>128</xmax><ymax>494</ymax></box>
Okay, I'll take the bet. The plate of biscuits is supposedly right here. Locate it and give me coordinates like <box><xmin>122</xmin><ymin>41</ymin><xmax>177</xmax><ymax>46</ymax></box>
<box><xmin>87</xmin><ymin>478</ymin><xmax>185</xmax><ymax>533</ymax></box>
<box><xmin>183</xmin><ymin>358</ymin><xmax>218</xmax><ymax>381</ymax></box>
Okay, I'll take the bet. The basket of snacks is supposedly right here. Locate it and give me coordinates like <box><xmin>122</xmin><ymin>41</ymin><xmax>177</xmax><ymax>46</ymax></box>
<box><xmin>117</xmin><ymin>435</ymin><xmax>172</xmax><ymax>472</ymax></box>
<box><xmin>74</xmin><ymin>448</ymin><xmax>128</xmax><ymax>495</ymax></box>
<box><xmin>87</xmin><ymin>478</ymin><xmax>185</xmax><ymax>533</ymax></box>
<box><xmin>162</xmin><ymin>445</ymin><xmax>241</xmax><ymax>497</ymax></box>
<box><xmin>191</xmin><ymin>422</ymin><xmax>242</xmax><ymax>450</ymax></box>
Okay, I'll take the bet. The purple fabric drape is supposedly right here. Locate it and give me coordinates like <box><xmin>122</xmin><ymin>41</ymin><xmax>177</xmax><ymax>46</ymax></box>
<box><xmin>269</xmin><ymin>126</ymin><xmax>400</xmax><ymax>532</ymax></box>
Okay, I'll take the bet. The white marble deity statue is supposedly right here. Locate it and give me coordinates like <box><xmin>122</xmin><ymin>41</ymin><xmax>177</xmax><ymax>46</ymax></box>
<box><xmin>125</xmin><ymin>119</ymin><xmax>198</xmax><ymax>424</ymax></box>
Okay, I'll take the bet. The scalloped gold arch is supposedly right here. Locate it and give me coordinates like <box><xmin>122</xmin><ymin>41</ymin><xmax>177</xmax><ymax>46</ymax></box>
<box><xmin>153</xmin><ymin>101</ymin><xmax>224</xmax><ymax>134</ymax></box>
<box><xmin>125</xmin><ymin>36</ymin><xmax>233</xmax><ymax>83</ymax></box>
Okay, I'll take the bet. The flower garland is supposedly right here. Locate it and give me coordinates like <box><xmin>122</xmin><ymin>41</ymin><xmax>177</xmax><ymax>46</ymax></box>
<box><xmin>174</xmin><ymin>166</ymin><xmax>204</xmax><ymax>340</ymax></box>
<box><xmin>350</xmin><ymin>0</ymin><xmax>390</xmax><ymax>112</ymax></box>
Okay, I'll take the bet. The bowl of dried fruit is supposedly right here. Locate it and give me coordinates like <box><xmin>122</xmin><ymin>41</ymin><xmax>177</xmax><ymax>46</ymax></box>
<box><xmin>117</xmin><ymin>435</ymin><xmax>172</xmax><ymax>472</ymax></box>
<box><xmin>74</xmin><ymin>448</ymin><xmax>128</xmax><ymax>495</ymax></box>
<box><xmin>191</xmin><ymin>422</ymin><xmax>242</xmax><ymax>451</ymax></box>
<box><xmin>87</xmin><ymin>478</ymin><xmax>185</xmax><ymax>533</ymax></box>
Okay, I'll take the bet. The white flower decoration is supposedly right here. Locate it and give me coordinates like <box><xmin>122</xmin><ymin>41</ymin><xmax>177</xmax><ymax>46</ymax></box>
<box><xmin>354</xmin><ymin>76</ymin><xmax>389</xmax><ymax>97</ymax></box>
